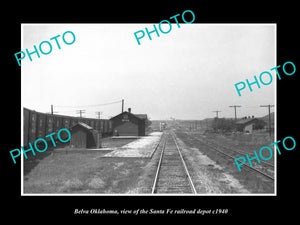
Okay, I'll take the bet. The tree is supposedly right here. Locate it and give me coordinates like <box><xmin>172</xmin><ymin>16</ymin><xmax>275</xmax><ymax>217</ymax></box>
<box><xmin>212</xmin><ymin>118</ymin><xmax>236</xmax><ymax>132</ymax></box>
<box><xmin>253</xmin><ymin>119</ymin><xmax>266</xmax><ymax>130</ymax></box>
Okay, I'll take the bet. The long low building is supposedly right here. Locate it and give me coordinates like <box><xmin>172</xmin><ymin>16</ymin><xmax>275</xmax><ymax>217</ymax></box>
<box><xmin>235</xmin><ymin>117</ymin><xmax>266</xmax><ymax>133</ymax></box>
<box><xmin>109</xmin><ymin>108</ymin><xmax>147</xmax><ymax>136</ymax></box>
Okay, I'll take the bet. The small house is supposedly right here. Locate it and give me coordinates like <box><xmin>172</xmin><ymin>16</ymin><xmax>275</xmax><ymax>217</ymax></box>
<box><xmin>70</xmin><ymin>122</ymin><xmax>100</xmax><ymax>148</ymax></box>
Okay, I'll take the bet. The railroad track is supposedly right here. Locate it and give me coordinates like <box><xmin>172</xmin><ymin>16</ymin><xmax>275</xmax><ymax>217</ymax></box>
<box><xmin>184</xmin><ymin>133</ymin><xmax>274</xmax><ymax>181</ymax></box>
<box><xmin>151</xmin><ymin>131</ymin><xmax>197</xmax><ymax>194</ymax></box>
<box><xmin>191</xmin><ymin>134</ymin><xmax>274</xmax><ymax>168</ymax></box>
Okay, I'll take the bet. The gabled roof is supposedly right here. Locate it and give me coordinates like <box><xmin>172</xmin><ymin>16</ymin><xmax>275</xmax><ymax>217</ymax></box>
<box><xmin>71</xmin><ymin>122</ymin><xmax>93</xmax><ymax>130</ymax></box>
<box><xmin>236</xmin><ymin>118</ymin><xmax>258</xmax><ymax>125</ymax></box>
<box><xmin>110</xmin><ymin>111</ymin><xmax>147</xmax><ymax>121</ymax></box>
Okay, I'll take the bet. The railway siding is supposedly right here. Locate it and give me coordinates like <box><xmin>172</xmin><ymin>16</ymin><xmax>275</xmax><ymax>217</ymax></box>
<box><xmin>175</xmin><ymin>131</ymin><xmax>274</xmax><ymax>193</ymax></box>
<box><xmin>174</xmin><ymin>133</ymin><xmax>251</xmax><ymax>194</ymax></box>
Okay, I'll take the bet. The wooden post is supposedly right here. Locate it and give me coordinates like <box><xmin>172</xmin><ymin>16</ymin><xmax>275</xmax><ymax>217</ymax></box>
<box><xmin>260</xmin><ymin>104</ymin><xmax>274</xmax><ymax>137</ymax></box>
<box><xmin>97</xmin><ymin>132</ymin><xmax>102</xmax><ymax>148</ymax></box>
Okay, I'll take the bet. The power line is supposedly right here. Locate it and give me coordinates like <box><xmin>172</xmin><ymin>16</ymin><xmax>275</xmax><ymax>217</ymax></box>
<box><xmin>229</xmin><ymin>105</ymin><xmax>241</xmax><ymax>120</ymax></box>
<box><xmin>260</xmin><ymin>104</ymin><xmax>274</xmax><ymax>136</ymax></box>
<box><xmin>46</xmin><ymin>104</ymin><xmax>59</xmax><ymax>114</ymax></box>
<box><xmin>212</xmin><ymin>110</ymin><xmax>221</xmax><ymax>118</ymax></box>
<box><xmin>55</xmin><ymin>100</ymin><xmax>122</xmax><ymax>108</ymax></box>
<box><xmin>95</xmin><ymin>111</ymin><xmax>102</xmax><ymax>119</ymax></box>
<box><xmin>76</xmin><ymin>109</ymin><xmax>86</xmax><ymax>118</ymax></box>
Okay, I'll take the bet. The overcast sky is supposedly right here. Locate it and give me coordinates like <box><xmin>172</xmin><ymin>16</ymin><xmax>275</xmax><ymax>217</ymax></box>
<box><xmin>21</xmin><ymin>24</ymin><xmax>275</xmax><ymax>120</ymax></box>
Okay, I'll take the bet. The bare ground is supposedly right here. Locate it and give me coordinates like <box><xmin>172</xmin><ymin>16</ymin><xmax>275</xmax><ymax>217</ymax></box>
<box><xmin>23</xmin><ymin>137</ymin><xmax>150</xmax><ymax>194</ymax></box>
<box><xmin>175</xmin><ymin>131</ymin><xmax>274</xmax><ymax>194</ymax></box>
<box><xmin>23</xmin><ymin>150</ymin><xmax>150</xmax><ymax>194</ymax></box>
<box><xmin>23</xmin><ymin>131</ymin><xmax>274</xmax><ymax>194</ymax></box>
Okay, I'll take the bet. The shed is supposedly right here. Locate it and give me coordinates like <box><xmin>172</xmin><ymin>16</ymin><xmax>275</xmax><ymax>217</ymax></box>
<box><xmin>235</xmin><ymin>117</ymin><xmax>265</xmax><ymax>133</ymax></box>
<box><xmin>70</xmin><ymin>122</ymin><xmax>100</xmax><ymax>148</ymax></box>
<box><xmin>109</xmin><ymin>108</ymin><xmax>147</xmax><ymax>136</ymax></box>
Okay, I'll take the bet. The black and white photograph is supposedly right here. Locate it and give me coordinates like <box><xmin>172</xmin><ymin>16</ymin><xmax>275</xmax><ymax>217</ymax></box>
<box><xmin>21</xmin><ymin>23</ymin><xmax>276</xmax><ymax>195</ymax></box>
<box><xmin>4</xmin><ymin>4</ymin><xmax>298</xmax><ymax>220</ymax></box>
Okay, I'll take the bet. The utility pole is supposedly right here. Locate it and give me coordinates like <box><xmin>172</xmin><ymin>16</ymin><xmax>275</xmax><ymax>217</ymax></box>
<box><xmin>260</xmin><ymin>104</ymin><xmax>274</xmax><ymax>137</ymax></box>
<box><xmin>95</xmin><ymin>111</ymin><xmax>102</xmax><ymax>119</ymax></box>
<box><xmin>229</xmin><ymin>105</ymin><xmax>241</xmax><ymax>120</ymax></box>
<box><xmin>48</xmin><ymin>104</ymin><xmax>58</xmax><ymax>115</ymax></box>
<box><xmin>76</xmin><ymin>109</ymin><xmax>86</xmax><ymax>118</ymax></box>
<box><xmin>121</xmin><ymin>99</ymin><xmax>124</xmax><ymax>113</ymax></box>
<box><xmin>212</xmin><ymin>110</ymin><xmax>221</xmax><ymax>118</ymax></box>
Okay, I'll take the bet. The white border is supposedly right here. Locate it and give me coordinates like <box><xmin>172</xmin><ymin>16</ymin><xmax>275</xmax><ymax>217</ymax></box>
<box><xmin>21</xmin><ymin>23</ymin><xmax>277</xmax><ymax>196</ymax></box>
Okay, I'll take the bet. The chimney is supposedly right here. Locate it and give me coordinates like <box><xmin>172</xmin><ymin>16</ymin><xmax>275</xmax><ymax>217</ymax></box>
<box><xmin>128</xmin><ymin>108</ymin><xmax>131</xmax><ymax>113</ymax></box>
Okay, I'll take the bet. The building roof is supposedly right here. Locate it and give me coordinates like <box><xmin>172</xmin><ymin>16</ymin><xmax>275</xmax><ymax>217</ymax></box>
<box><xmin>71</xmin><ymin>122</ymin><xmax>93</xmax><ymax>130</ymax></box>
<box><xmin>110</xmin><ymin>111</ymin><xmax>147</xmax><ymax>121</ymax></box>
<box><xmin>134</xmin><ymin>114</ymin><xmax>147</xmax><ymax>120</ymax></box>
<box><xmin>236</xmin><ymin>118</ymin><xmax>258</xmax><ymax>125</ymax></box>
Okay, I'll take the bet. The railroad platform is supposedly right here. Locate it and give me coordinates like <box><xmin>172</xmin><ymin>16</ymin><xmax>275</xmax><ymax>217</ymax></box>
<box><xmin>101</xmin><ymin>132</ymin><xmax>163</xmax><ymax>158</ymax></box>
<box><xmin>111</xmin><ymin>136</ymin><xmax>139</xmax><ymax>139</ymax></box>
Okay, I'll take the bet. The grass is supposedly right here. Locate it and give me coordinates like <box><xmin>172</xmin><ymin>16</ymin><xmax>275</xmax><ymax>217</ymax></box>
<box><xmin>23</xmin><ymin>137</ymin><xmax>151</xmax><ymax>194</ymax></box>
<box><xmin>23</xmin><ymin>137</ymin><xmax>135</xmax><ymax>176</ymax></box>
<box><xmin>175</xmin><ymin>131</ymin><xmax>274</xmax><ymax>194</ymax></box>
<box><xmin>24</xmin><ymin>131</ymin><xmax>275</xmax><ymax>194</ymax></box>
<box><xmin>202</xmin><ymin>132</ymin><xmax>275</xmax><ymax>166</ymax></box>
<box><xmin>175</xmin><ymin>138</ymin><xmax>250</xmax><ymax>194</ymax></box>
<box><xmin>24</xmin><ymin>151</ymin><xmax>150</xmax><ymax>193</ymax></box>
<box><xmin>206</xmin><ymin>131</ymin><xmax>274</xmax><ymax>154</ymax></box>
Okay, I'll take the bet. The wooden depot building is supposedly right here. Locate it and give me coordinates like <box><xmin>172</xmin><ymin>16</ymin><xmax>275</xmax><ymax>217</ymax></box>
<box><xmin>110</xmin><ymin>108</ymin><xmax>147</xmax><ymax>136</ymax></box>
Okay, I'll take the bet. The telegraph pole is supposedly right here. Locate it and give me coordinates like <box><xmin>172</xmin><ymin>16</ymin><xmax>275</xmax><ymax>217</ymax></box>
<box><xmin>48</xmin><ymin>105</ymin><xmax>58</xmax><ymax>115</ymax></box>
<box><xmin>121</xmin><ymin>99</ymin><xmax>124</xmax><ymax>113</ymax></box>
<box><xmin>95</xmin><ymin>111</ymin><xmax>102</xmax><ymax>119</ymax></box>
<box><xmin>229</xmin><ymin>105</ymin><xmax>241</xmax><ymax>120</ymax></box>
<box><xmin>212</xmin><ymin>110</ymin><xmax>221</xmax><ymax>118</ymax></box>
<box><xmin>260</xmin><ymin>104</ymin><xmax>274</xmax><ymax>136</ymax></box>
<box><xmin>76</xmin><ymin>109</ymin><xmax>86</xmax><ymax>118</ymax></box>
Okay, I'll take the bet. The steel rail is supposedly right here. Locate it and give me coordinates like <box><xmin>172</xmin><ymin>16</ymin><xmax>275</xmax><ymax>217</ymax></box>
<box><xmin>193</xmin><ymin>134</ymin><xmax>274</xmax><ymax>168</ymax></box>
<box><xmin>171</xmin><ymin>132</ymin><xmax>197</xmax><ymax>194</ymax></box>
<box><xmin>151</xmin><ymin>136</ymin><xmax>167</xmax><ymax>194</ymax></box>
<box><xmin>150</xmin><ymin>132</ymin><xmax>164</xmax><ymax>158</ymax></box>
<box><xmin>189</xmin><ymin>135</ymin><xmax>274</xmax><ymax>180</ymax></box>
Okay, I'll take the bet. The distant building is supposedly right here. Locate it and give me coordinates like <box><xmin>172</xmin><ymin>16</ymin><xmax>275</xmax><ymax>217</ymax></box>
<box><xmin>235</xmin><ymin>117</ymin><xmax>265</xmax><ymax>133</ymax></box>
<box><xmin>110</xmin><ymin>108</ymin><xmax>147</xmax><ymax>136</ymax></box>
